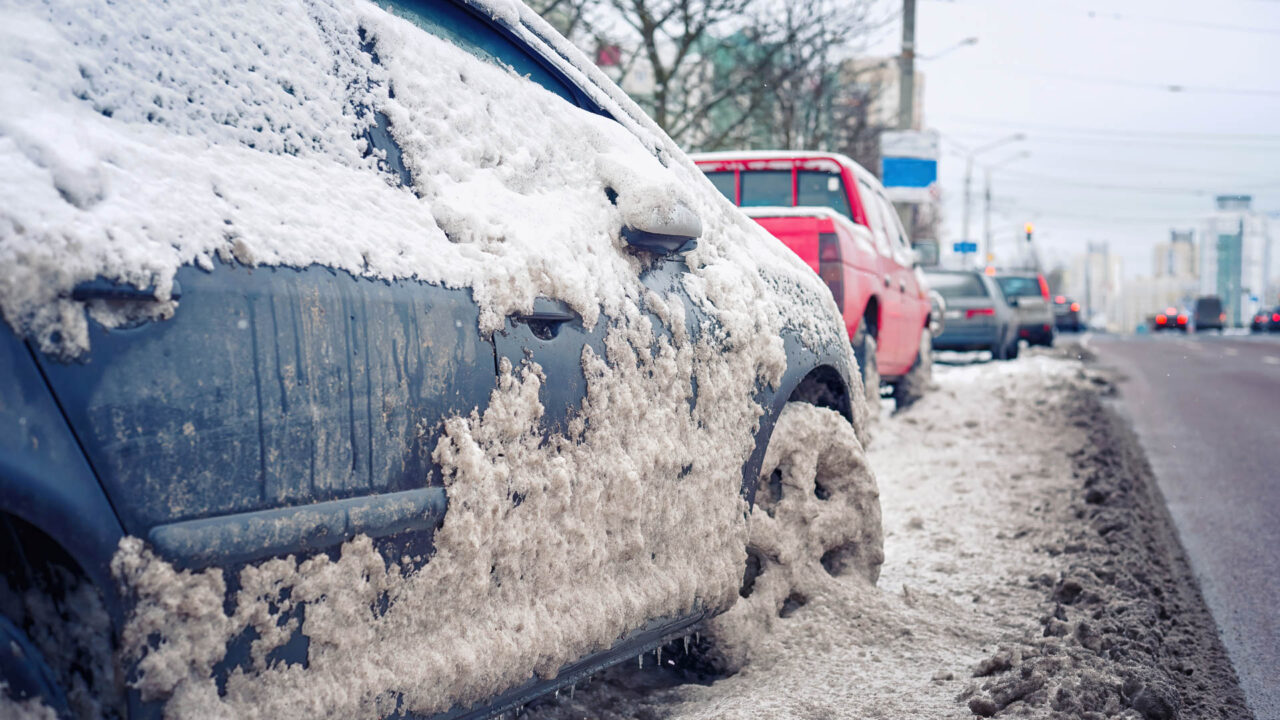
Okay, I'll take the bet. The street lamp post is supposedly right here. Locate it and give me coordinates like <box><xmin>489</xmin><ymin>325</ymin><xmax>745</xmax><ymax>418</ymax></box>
<box><xmin>983</xmin><ymin>150</ymin><xmax>1031</xmax><ymax>264</ymax></box>
<box><xmin>960</xmin><ymin>133</ymin><xmax>1025</xmax><ymax>255</ymax></box>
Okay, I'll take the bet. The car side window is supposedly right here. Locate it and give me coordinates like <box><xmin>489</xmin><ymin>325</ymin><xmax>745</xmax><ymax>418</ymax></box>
<box><xmin>857</xmin><ymin>180</ymin><xmax>892</xmax><ymax>256</ymax></box>
<box><xmin>876</xmin><ymin>193</ymin><xmax>912</xmax><ymax>265</ymax></box>
<box><xmin>377</xmin><ymin>0</ymin><xmax>582</xmax><ymax>106</ymax></box>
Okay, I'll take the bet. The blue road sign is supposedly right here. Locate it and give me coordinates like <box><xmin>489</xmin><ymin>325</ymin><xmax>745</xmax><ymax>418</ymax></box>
<box><xmin>952</xmin><ymin>241</ymin><xmax>978</xmax><ymax>254</ymax></box>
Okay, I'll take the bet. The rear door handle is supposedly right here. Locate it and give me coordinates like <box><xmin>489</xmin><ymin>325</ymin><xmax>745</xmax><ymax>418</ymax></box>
<box><xmin>883</xmin><ymin>277</ymin><xmax>891</xmax><ymax>288</ymax></box>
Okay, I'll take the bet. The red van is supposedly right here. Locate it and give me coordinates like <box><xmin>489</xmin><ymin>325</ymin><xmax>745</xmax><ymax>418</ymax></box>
<box><xmin>693</xmin><ymin>151</ymin><xmax>934</xmax><ymax>407</ymax></box>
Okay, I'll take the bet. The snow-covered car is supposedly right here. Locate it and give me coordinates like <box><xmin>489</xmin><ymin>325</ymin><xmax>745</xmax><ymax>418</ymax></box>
<box><xmin>925</xmin><ymin>270</ymin><xmax>1020</xmax><ymax>360</ymax></box>
<box><xmin>0</xmin><ymin>1</ymin><xmax>880</xmax><ymax>719</ymax></box>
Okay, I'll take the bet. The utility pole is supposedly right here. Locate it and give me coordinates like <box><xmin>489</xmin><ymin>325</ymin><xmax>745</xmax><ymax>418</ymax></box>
<box><xmin>898</xmin><ymin>0</ymin><xmax>916</xmax><ymax>130</ymax></box>
<box><xmin>982</xmin><ymin>167</ymin><xmax>991</xmax><ymax>263</ymax></box>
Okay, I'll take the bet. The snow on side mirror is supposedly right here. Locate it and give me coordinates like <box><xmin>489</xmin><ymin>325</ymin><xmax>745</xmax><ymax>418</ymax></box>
<box><xmin>597</xmin><ymin>154</ymin><xmax>702</xmax><ymax>256</ymax></box>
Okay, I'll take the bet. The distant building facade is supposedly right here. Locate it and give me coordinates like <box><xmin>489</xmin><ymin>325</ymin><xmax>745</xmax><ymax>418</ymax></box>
<box><xmin>1065</xmin><ymin>242</ymin><xmax>1123</xmax><ymax>332</ymax></box>
<box><xmin>1200</xmin><ymin>195</ymin><xmax>1271</xmax><ymax>325</ymax></box>
<box><xmin>1153</xmin><ymin>229</ymin><xmax>1197</xmax><ymax>279</ymax></box>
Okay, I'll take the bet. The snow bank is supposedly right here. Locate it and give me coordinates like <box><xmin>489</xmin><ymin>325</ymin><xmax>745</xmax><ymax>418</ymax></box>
<box><xmin>658</xmin><ymin>357</ymin><xmax>1086</xmax><ymax>719</ymax></box>
<box><xmin>0</xmin><ymin>0</ymin><xmax>856</xmax><ymax>717</ymax></box>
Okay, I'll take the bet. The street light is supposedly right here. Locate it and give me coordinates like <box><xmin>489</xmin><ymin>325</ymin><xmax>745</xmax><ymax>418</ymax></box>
<box><xmin>959</xmin><ymin>133</ymin><xmax>1026</xmax><ymax>259</ymax></box>
<box><xmin>983</xmin><ymin>150</ymin><xmax>1031</xmax><ymax>264</ymax></box>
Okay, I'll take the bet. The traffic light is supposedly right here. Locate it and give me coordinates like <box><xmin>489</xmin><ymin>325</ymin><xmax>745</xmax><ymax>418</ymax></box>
<box><xmin>1024</xmin><ymin>222</ymin><xmax>1034</xmax><ymax>242</ymax></box>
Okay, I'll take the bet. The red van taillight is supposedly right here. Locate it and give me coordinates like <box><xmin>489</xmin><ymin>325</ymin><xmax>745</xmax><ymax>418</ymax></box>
<box><xmin>1070</xmin><ymin>302</ymin><xmax>1080</xmax><ymax>312</ymax></box>
<box><xmin>818</xmin><ymin>232</ymin><xmax>843</xmax><ymax>312</ymax></box>
<box><xmin>1156</xmin><ymin>314</ymin><xmax>1167</xmax><ymax>325</ymax></box>
<box><xmin>1273</xmin><ymin>313</ymin><xmax>1280</xmax><ymax>322</ymax></box>
<box><xmin>966</xmin><ymin>308</ymin><xmax>995</xmax><ymax>318</ymax></box>
<box><xmin>1055</xmin><ymin>295</ymin><xmax>1066</xmax><ymax>304</ymax></box>
<box><xmin>1037</xmin><ymin>274</ymin><xmax>1050</xmax><ymax>300</ymax></box>
<box><xmin>1177</xmin><ymin>314</ymin><xmax>1188</xmax><ymax>325</ymax></box>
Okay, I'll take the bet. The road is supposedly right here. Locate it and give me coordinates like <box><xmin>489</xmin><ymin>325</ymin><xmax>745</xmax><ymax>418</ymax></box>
<box><xmin>1090</xmin><ymin>332</ymin><xmax>1280</xmax><ymax>719</ymax></box>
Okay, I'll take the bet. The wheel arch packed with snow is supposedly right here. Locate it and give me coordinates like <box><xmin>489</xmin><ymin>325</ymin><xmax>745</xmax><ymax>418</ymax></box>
<box><xmin>0</xmin><ymin>0</ymin><xmax>868</xmax><ymax>718</ymax></box>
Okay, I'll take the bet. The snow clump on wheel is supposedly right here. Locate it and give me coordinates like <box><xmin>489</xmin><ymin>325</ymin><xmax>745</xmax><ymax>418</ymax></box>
<box><xmin>704</xmin><ymin>401</ymin><xmax>882</xmax><ymax>672</ymax></box>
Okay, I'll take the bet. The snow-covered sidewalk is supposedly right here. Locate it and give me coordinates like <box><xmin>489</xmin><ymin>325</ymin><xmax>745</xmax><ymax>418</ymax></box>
<box><xmin>528</xmin><ymin>350</ymin><xmax>1248</xmax><ymax>720</ymax></box>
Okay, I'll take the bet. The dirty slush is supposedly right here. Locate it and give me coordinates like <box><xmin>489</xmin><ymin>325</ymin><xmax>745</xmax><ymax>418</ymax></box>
<box><xmin>524</xmin><ymin>348</ymin><xmax>1251</xmax><ymax>720</ymax></box>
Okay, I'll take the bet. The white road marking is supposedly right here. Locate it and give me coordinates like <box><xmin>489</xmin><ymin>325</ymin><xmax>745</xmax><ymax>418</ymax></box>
<box><xmin>1264</xmin><ymin>356</ymin><xmax>1280</xmax><ymax>366</ymax></box>
<box><xmin>1224</xmin><ymin>348</ymin><xmax>1239</xmax><ymax>357</ymax></box>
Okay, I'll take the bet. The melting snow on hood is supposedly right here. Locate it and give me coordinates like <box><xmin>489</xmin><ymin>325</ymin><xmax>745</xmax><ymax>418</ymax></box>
<box><xmin>1</xmin><ymin>0</ymin><xmax>860</xmax><ymax>718</ymax></box>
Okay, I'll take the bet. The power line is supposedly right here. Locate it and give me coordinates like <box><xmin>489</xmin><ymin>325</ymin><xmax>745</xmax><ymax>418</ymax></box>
<box><xmin>1083</xmin><ymin>9</ymin><xmax>1280</xmax><ymax>36</ymax></box>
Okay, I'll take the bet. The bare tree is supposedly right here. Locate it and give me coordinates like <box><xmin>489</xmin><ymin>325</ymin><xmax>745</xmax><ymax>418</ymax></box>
<box><xmin>529</xmin><ymin>0</ymin><xmax>878</xmax><ymax>152</ymax></box>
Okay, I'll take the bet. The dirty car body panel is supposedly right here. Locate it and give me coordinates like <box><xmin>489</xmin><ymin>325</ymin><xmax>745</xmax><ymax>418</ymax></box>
<box><xmin>0</xmin><ymin>0</ymin><xmax>860</xmax><ymax>718</ymax></box>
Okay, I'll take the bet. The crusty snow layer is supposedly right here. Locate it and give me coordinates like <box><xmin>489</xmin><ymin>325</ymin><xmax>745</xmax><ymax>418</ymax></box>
<box><xmin>7</xmin><ymin>1</ymin><xmax>859</xmax><ymax>717</ymax></box>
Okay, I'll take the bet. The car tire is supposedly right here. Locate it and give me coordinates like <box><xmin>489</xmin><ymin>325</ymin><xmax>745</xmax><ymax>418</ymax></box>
<box><xmin>852</xmin><ymin>321</ymin><xmax>880</xmax><ymax>407</ymax></box>
<box><xmin>995</xmin><ymin>338</ymin><xmax>1018</xmax><ymax>361</ymax></box>
<box><xmin>0</xmin><ymin>614</ymin><xmax>70</xmax><ymax>719</ymax></box>
<box><xmin>893</xmin><ymin>328</ymin><xmax>932</xmax><ymax>410</ymax></box>
<box><xmin>711</xmin><ymin>401</ymin><xmax>882</xmax><ymax>671</ymax></box>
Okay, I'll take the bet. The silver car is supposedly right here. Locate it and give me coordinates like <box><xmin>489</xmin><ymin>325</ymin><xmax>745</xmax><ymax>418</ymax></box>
<box><xmin>995</xmin><ymin>273</ymin><xmax>1055</xmax><ymax>347</ymax></box>
<box><xmin>925</xmin><ymin>270</ymin><xmax>1020</xmax><ymax>360</ymax></box>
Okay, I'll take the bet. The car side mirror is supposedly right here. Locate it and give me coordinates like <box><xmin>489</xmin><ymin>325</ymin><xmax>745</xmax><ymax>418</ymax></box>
<box><xmin>1006</xmin><ymin>296</ymin><xmax>1020</xmax><ymax>307</ymax></box>
<box><xmin>620</xmin><ymin>203</ymin><xmax>702</xmax><ymax>256</ymax></box>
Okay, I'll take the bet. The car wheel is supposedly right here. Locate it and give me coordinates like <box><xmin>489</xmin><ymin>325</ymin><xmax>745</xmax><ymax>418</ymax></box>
<box><xmin>892</xmin><ymin>328</ymin><xmax>932</xmax><ymax>410</ymax></box>
<box><xmin>851</xmin><ymin>321</ymin><xmax>880</xmax><ymax>407</ymax></box>
<box><xmin>709</xmin><ymin>401</ymin><xmax>882</xmax><ymax>671</ymax></box>
<box><xmin>0</xmin><ymin>614</ymin><xmax>69</xmax><ymax>719</ymax></box>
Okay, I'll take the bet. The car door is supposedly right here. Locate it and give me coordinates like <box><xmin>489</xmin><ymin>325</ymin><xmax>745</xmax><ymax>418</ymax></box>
<box><xmin>876</xmin><ymin>191</ymin><xmax>928</xmax><ymax>361</ymax></box>
<box><xmin>854</xmin><ymin>178</ymin><xmax>905</xmax><ymax>370</ymax></box>
<box><xmin>34</xmin><ymin>264</ymin><xmax>496</xmax><ymax>573</ymax></box>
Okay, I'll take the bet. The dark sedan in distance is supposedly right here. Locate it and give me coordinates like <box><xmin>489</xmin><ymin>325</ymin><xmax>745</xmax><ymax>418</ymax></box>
<box><xmin>1053</xmin><ymin>295</ymin><xmax>1084</xmax><ymax>332</ymax></box>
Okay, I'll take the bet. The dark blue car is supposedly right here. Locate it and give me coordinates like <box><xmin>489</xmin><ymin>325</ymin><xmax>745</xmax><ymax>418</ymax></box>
<box><xmin>0</xmin><ymin>1</ymin><xmax>874</xmax><ymax>718</ymax></box>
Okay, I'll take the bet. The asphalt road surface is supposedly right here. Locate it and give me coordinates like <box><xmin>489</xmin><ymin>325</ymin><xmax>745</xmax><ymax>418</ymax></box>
<box><xmin>1089</xmin><ymin>332</ymin><xmax>1280</xmax><ymax>719</ymax></box>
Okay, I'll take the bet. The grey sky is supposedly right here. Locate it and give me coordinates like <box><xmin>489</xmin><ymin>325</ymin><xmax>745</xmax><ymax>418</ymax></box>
<box><xmin>866</xmin><ymin>0</ymin><xmax>1280</xmax><ymax>278</ymax></box>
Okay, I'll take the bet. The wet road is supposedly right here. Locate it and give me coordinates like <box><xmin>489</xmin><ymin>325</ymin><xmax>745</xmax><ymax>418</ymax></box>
<box><xmin>1090</xmin><ymin>332</ymin><xmax>1280</xmax><ymax>719</ymax></box>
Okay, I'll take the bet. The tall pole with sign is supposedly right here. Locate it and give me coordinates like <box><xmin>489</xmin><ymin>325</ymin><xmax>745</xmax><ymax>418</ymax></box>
<box><xmin>899</xmin><ymin>0</ymin><xmax>916</xmax><ymax>131</ymax></box>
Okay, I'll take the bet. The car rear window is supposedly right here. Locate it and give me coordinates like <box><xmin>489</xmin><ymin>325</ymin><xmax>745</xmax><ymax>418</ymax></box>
<box><xmin>995</xmin><ymin>276</ymin><xmax>1042</xmax><ymax>298</ymax></box>
<box><xmin>928</xmin><ymin>273</ymin><xmax>989</xmax><ymax>299</ymax></box>
<box><xmin>739</xmin><ymin>170</ymin><xmax>792</xmax><ymax>208</ymax></box>
<box><xmin>797</xmin><ymin>171</ymin><xmax>852</xmax><ymax>220</ymax></box>
<box><xmin>704</xmin><ymin>171</ymin><xmax>735</xmax><ymax>203</ymax></box>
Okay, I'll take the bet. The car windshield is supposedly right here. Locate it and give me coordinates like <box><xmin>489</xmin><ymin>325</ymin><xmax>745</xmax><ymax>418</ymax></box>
<box><xmin>995</xmin><ymin>276</ymin><xmax>1042</xmax><ymax>298</ymax></box>
<box><xmin>928</xmin><ymin>273</ymin><xmax>988</xmax><ymax>299</ymax></box>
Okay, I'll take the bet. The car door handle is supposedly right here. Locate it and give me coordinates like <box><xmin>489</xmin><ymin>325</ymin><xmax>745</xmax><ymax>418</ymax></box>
<box><xmin>898</xmin><ymin>281</ymin><xmax>907</xmax><ymax>293</ymax></box>
<box><xmin>883</xmin><ymin>277</ymin><xmax>891</xmax><ymax>288</ymax></box>
<box><xmin>72</xmin><ymin>277</ymin><xmax>182</xmax><ymax>301</ymax></box>
<box><xmin>512</xmin><ymin>298</ymin><xmax>577</xmax><ymax>339</ymax></box>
